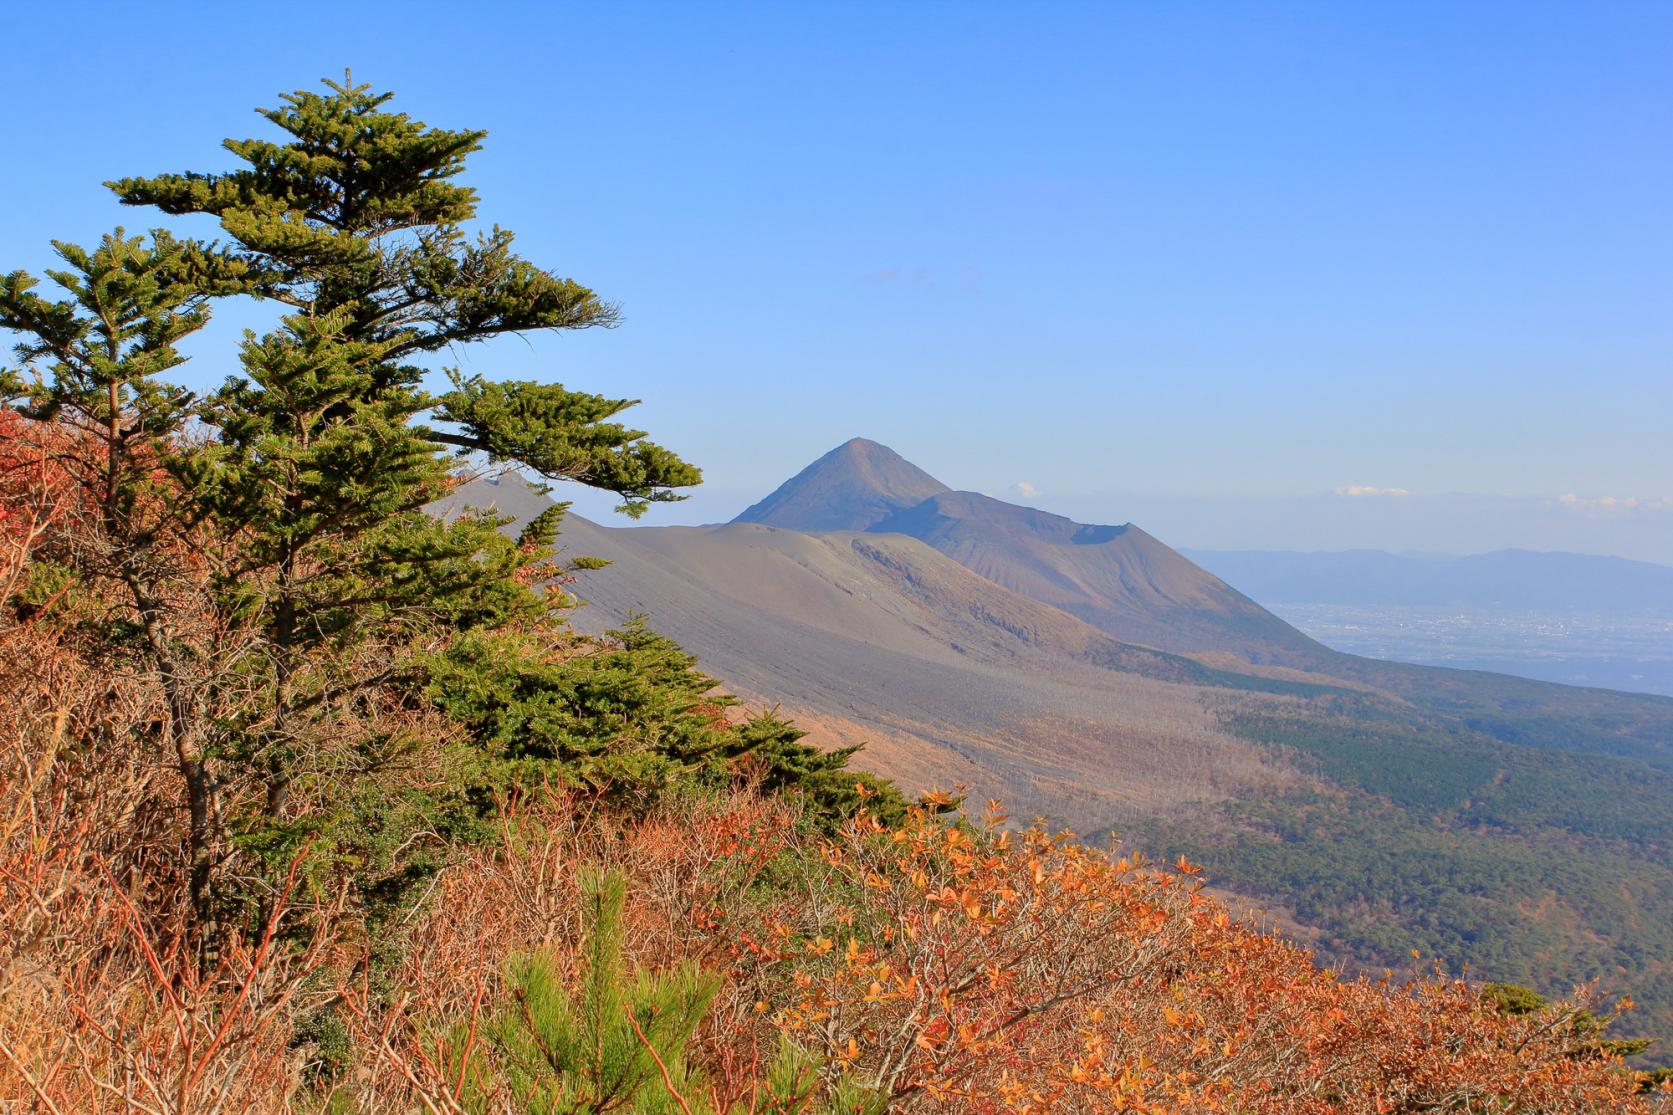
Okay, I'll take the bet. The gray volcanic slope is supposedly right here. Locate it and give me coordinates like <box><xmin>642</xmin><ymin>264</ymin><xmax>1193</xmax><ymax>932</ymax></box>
<box><xmin>733</xmin><ymin>442</ymin><xmax>1327</xmax><ymax>668</ymax></box>
<box><xmin>437</xmin><ymin>475</ymin><xmax>1288</xmax><ymax>829</ymax></box>
<box><xmin>734</xmin><ymin>438</ymin><xmax>951</xmax><ymax>532</ymax></box>
<box><xmin>736</xmin><ymin>444</ymin><xmax>1673</xmax><ymax>764</ymax></box>
<box><xmin>869</xmin><ymin>491</ymin><xmax>1327</xmax><ymax>668</ymax></box>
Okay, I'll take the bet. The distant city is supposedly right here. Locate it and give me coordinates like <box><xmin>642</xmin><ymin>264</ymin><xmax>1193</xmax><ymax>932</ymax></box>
<box><xmin>1185</xmin><ymin>548</ymin><xmax>1673</xmax><ymax>697</ymax></box>
<box><xmin>1265</xmin><ymin>603</ymin><xmax>1673</xmax><ymax>697</ymax></box>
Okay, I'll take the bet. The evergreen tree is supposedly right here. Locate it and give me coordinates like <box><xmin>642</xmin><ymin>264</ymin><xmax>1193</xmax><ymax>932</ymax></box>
<box><xmin>2</xmin><ymin>230</ymin><xmax>242</xmax><ymax>925</ymax></box>
<box><xmin>429</xmin><ymin>615</ymin><xmax>740</xmax><ymax>793</ymax></box>
<box><xmin>459</xmin><ymin>869</ymin><xmax>883</xmax><ymax>1115</ymax></box>
<box><xmin>2</xmin><ymin>73</ymin><xmax>907</xmax><ymax>946</ymax></box>
<box><xmin>1484</xmin><ymin>982</ymin><xmax>1657</xmax><ymax>1063</ymax></box>
<box><xmin>481</xmin><ymin>869</ymin><xmax>718</xmax><ymax>1115</ymax></box>
<box><xmin>1</xmin><ymin>75</ymin><xmax>700</xmax><ymax>932</ymax></box>
<box><xmin>727</xmin><ymin>712</ymin><xmax>915</xmax><ymax>829</ymax></box>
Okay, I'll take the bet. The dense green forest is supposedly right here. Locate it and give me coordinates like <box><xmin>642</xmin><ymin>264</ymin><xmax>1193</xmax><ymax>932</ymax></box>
<box><xmin>1136</xmin><ymin>695</ymin><xmax>1673</xmax><ymax>1060</ymax></box>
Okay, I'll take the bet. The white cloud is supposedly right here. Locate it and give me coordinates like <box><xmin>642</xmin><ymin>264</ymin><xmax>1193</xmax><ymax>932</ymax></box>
<box><xmin>1555</xmin><ymin>494</ymin><xmax>1673</xmax><ymax>516</ymax></box>
<box><xmin>1012</xmin><ymin>481</ymin><xmax>1039</xmax><ymax>499</ymax></box>
<box><xmin>1333</xmin><ymin>484</ymin><xmax>1410</xmax><ymax>498</ymax></box>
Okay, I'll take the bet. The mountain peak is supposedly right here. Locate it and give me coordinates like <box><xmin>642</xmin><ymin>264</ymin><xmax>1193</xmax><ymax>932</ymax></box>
<box><xmin>733</xmin><ymin>438</ymin><xmax>951</xmax><ymax>532</ymax></box>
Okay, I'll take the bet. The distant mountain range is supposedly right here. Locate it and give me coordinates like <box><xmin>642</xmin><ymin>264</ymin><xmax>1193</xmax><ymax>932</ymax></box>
<box><xmin>1186</xmin><ymin>547</ymin><xmax>1673</xmax><ymax>614</ymax></box>
<box><xmin>439</xmin><ymin>440</ymin><xmax>1673</xmax><ymax>1055</ymax></box>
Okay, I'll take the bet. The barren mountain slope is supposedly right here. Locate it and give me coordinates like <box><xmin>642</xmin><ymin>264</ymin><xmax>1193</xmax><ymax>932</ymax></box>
<box><xmin>732</xmin><ymin>443</ymin><xmax>1327</xmax><ymax>668</ymax></box>
<box><xmin>733</xmin><ymin>437</ymin><xmax>950</xmax><ymax>532</ymax></box>
<box><xmin>438</xmin><ymin>476</ymin><xmax>1290</xmax><ymax>828</ymax></box>
<box><xmin>729</xmin><ymin>442</ymin><xmax>1673</xmax><ymax>766</ymax></box>
<box><xmin>559</xmin><ymin>514</ymin><xmax>1298</xmax><ymax>825</ymax></box>
<box><xmin>871</xmin><ymin>490</ymin><xmax>1329</xmax><ymax>667</ymax></box>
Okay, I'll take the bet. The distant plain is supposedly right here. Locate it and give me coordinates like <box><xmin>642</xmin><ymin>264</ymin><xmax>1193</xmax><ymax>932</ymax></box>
<box><xmin>1263</xmin><ymin>603</ymin><xmax>1673</xmax><ymax>696</ymax></box>
<box><xmin>1187</xmin><ymin>548</ymin><xmax>1673</xmax><ymax>696</ymax></box>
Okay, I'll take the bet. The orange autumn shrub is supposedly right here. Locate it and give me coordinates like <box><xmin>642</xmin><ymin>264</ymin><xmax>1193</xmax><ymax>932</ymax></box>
<box><xmin>365</xmin><ymin>792</ymin><xmax>1655</xmax><ymax>1114</ymax></box>
<box><xmin>1</xmin><ymin>755</ymin><xmax>1661</xmax><ymax>1112</ymax></box>
<box><xmin>772</xmin><ymin>804</ymin><xmax>1651</xmax><ymax>1113</ymax></box>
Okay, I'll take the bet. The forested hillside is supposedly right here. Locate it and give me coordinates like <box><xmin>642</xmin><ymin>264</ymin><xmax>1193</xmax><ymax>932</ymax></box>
<box><xmin>1131</xmin><ymin>695</ymin><xmax>1673</xmax><ymax>1046</ymax></box>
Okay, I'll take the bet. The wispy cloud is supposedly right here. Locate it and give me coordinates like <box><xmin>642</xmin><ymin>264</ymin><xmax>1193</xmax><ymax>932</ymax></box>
<box><xmin>1011</xmin><ymin>481</ymin><xmax>1039</xmax><ymax>499</ymax></box>
<box><xmin>1334</xmin><ymin>484</ymin><xmax>1411</xmax><ymax>498</ymax></box>
<box><xmin>1555</xmin><ymin>494</ymin><xmax>1673</xmax><ymax>516</ymax></box>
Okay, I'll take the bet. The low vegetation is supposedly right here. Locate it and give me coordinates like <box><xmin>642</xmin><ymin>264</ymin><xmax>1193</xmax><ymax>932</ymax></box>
<box><xmin>1</xmin><ymin>75</ymin><xmax>1666</xmax><ymax>1112</ymax></box>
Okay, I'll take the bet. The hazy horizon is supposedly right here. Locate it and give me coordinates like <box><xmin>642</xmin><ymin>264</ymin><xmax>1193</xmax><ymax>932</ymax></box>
<box><xmin>548</xmin><ymin>460</ymin><xmax>1673</xmax><ymax>568</ymax></box>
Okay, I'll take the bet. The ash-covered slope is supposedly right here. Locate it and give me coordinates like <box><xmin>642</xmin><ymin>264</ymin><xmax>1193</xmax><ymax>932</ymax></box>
<box><xmin>871</xmin><ymin>490</ymin><xmax>1326</xmax><ymax>667</ymax></box>
<box><xmin>435</xmin><ymin>474</ymin><xmax>1292</xmax><ymax>829</ymax></box>
<box><xmin>728</xmin><ymin>441</ymin><xmax>1673</xmax><ymax>765</ymax></box>
<box><xmin>733</xmin><ymin>437</ymin><xmax>951</xmax><ymax>532</ymax></box>
<box><xmin>735</xmin><ymin>442</ymin><xmax>1326</xmax><ymax>668</ymax></box>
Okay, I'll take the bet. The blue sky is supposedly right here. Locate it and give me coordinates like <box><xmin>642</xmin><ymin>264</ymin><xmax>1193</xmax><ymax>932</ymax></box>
<box><xmin>3</xmin><ymin>2</ymin><xmax>1670</xmax><ymax>559</ymax></box>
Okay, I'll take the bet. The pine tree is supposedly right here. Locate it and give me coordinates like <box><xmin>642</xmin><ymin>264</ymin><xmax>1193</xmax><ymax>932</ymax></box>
<box><xmin>1484</xmin><ymin>983</ymin><xmax>1657</xmax><ymax>1062</ymax></box>
<box><xmin>460</xmin><ymin>869</ymin><xmax>885</xmax><ymax>1115</ymax></box>
<box><xmin>428</xmin><ymin>615</ymin><xmax>742</xmax><ymax>793</ymax></box>
<box><xmin>3</xmin><ymin>73</ymin><xmax>907</xmax><ymax>948</ymax></box>
<box><xmin>2</xmin><ymin>75</ymin><xmax>700</xmax><ymax>932</ymax></box>
<box><xmin>726</xmin><ymin>712</ymin><xmax>914</xmax><ymax>829</ymax></box>
<box><xmin>481</xmin><ymin>869</ymin><xmax>717</xmax><ymax>1115</ymax></box>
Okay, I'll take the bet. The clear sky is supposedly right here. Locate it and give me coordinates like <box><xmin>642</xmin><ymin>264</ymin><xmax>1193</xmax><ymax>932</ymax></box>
<box><xmin>3</xmin><ymin>2</ymin><xmax>1670</xmax><ymax>559</ymax></box>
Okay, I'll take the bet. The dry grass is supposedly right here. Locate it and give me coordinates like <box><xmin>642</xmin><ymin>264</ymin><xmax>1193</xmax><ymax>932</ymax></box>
<box><xmin>0</xmin><ymin>676</ymin><xmax>326</xmax><ymax>1114</ymax></box>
